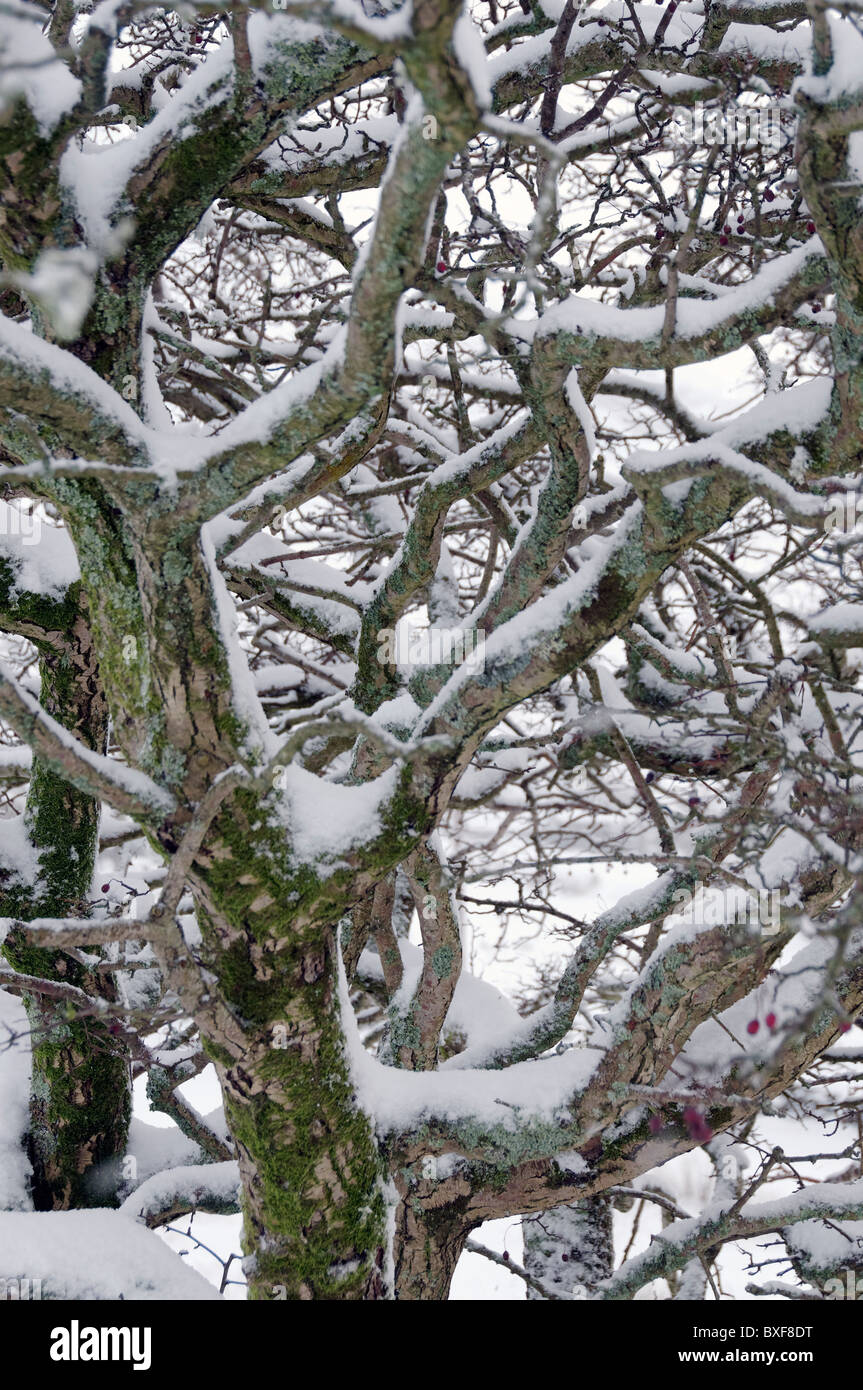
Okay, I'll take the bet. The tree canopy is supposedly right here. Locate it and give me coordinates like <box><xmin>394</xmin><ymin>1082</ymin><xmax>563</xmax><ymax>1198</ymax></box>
<box><xmin>1</xmin><ymin>0</ymin><xmax>863</xmax><ymax>1302</ymax></box>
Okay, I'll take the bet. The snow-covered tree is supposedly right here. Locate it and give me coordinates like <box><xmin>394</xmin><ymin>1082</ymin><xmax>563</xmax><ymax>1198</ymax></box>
<box><xmin>2</xmin><ymin>0</ymin><xmax>863</xmax><ymax>1302</ymax></box>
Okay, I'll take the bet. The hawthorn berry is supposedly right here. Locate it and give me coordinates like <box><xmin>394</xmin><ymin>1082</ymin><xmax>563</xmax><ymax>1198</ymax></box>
<box><xmin>719</xmin><ymin>235</ymin><xmax>729</xmax><ymax>246</ymax></box>
<box><xmin>806</xmin><ymin>221</ymin><xmax>816</xmax><ymax>234</ymax></box>
<box><xmin>436</xmin><ymin>261</ymin><xmax>447</xmax><ymax>273</ymax></box>
<box><xmin>101</xmin><ymin>883</ymin><xmax>110</xmax><ymax>893</ymax></box>
<box><xmin>765</xmin><ymin>1012</ymin><xmax>777</xmax><ymax>1029</ymax></box>
<box><xmin>683</xmin><ymin>1106</ymin><xmax>713</xmax><ymax>1144</ymax></box>
<box><xmin>764</xmin><ymin>188</ymin><xmax>775</xmax><ymax>202</ymax></box>
<box><xmin>747</xmin><ymin>1019</ymin><xmax>759</xmax><ymax>1035</ymax></box>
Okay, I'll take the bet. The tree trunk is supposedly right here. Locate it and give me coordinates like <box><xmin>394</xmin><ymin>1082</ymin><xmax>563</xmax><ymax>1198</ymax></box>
<box><xmin>523</xmin><ymin>1196</ymin><xmax>613</xmax><ymax>1299</ymax></box>
<box><xmin>2</xmin><ymin>615</ymin><xmax>130</xmax><ymax>1209</ymax></box>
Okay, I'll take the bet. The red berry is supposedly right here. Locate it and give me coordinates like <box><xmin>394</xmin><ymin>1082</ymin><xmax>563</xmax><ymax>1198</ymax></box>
<box><xmin>436</xmin><ymin>261</ymin><xmax>447</xmax><ymax>273</ymax></box>
<box><xmin>764</xmin><ymin>189</ymin><xmax>775</xmax><ymax>202</ymax></box>
<box><xmin>723</xmin><ymin>224</ymin><xmax>731</xmax><ymax>234</ymax></box>
<box><xmin>811</xmin><ymin>303</ymin><xmax>822</xmax><ymax>314</ymax></box>
<box><xmin>765</xmin><ymin>1012</ymin><xmax>777</xmax><ymax>1029</ymax></box>
<box><xmin>806</xmin><ymin>221</ymin><xmax>816</xmax><ymax>234</ymax></box>
<box><xmin>840</xmin><ymin>1022</ymin><xmax>852</xmax><ymax>1033</ymax></box>
<box><xmin>747</xmin><ymin>1019</ymin><xmax>759</xmax><ymax>1035</ymax></box>
<box><xmin>502</xmin><ymin>1250</ymin><xmax>510</xmax><ymax>1262</ymax></box>
<box><xmin>101</xmin><ymin>883</ymin><xmax>110</xmax><ymax>893</ymax></box>
<box><xmin>561</xmin><ymin>1253</ymin><xmax>569</xmax><ymax>1262</ymax></box>
<box><xmin>649</xmin><ymin>1113</ymin><xmax>663</xmax><ymax>1134</ymax></box>
<box><xmin>683</xmin><ymin>1106</ymin><xmax>713</xmax><ymax>1144</ymax></box>
<box><xmin>719</xmin><ymin>235</ymin><xmax>729</xmax><ymax>246</ymax></box>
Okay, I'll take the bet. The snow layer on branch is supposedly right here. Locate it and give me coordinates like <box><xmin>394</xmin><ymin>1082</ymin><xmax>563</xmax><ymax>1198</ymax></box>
<box><xmin>418</xmin><ymin>504</ymin><xmax>643</xmax><ymax>731</ymax></box>
<box><xmin>126</xmin><ymin>1114</ymin><xmax>227</xmax><ymax>1183</ymax></box>
<box><xmin>0</xmin><ymin>509</ymin><xmax>80</xmax><ymax>599</ymax></box>
<box><xmin>0</xmin><ymin>0</ymin><xmax>82</xmax><ymax>133</ymax></box>
<box><xmin>201</xmin><ymin>524</ymin><xmax>277</xmax><ymax>760</ymax></box>
<box><xmin>713</xmin><ymin>376</ymin><xmax>833</xmax><ymax>449</ymax></box>
<box><xmin>0</xmin><ymin>814</ymin><xmax>40</xmax><ymax>899</ymax></box>
<box><xmin>119</xmin><ymin>1161</ymin><xmax>239</xmax><ymax>1223</ymax></box>
<box><xmin>531</xmin><ymin>238</ymin><xmax>823</xmax><ymax>344</ymax></box>
<box><xmin>0</xmin><ymin>315</ymin><xmax>151</xmax><ymax>458</ymax></box>
<box><xmin>0</xmin><ymin>1210</ymin><xmax>222</xmax><ymax>1298</ymax></box>
<box><xmin>344</xmin><ymin>929</ymin><xmax>602</xmax><ymax>1134</ymax></box>
<box><xmin>719</xmin><ymin>20</ymin><xmax>811</xmax><ymax>66</ymax></box>
<box><xmin>793</xmin><ymin>13</ymin><xmax>863</xmax><ymax>104</ymax></box>
<box><xmin>349</xmin><ymin>1020</ymin><xmax>602</xmax><ymax>1135</ymax></box>
<box><xmin>784</xmin><ymin>1217</ymin><xmax>863</xmax><ymax>1272</ymax></box>
<box><xmin>807</xmin><ymin>602</ymin><xmax>863</xmax><ymax>635</ymax></box>
<box><xmin>359</xmin><ymin>939</ymin><xmax>523</xmax><ymax>1057</ymax></box>
<box><xmin>680</xmin><ymin>928</ymin><xmax>863</xmax><ymax>1076</ymax></box>
<box><xmin>0</xmin><ymin>988</ymin><xmax>32</xmax><ymax>1210</ymax></box>
<box><xmin>0</xmin><ymin>743</ymin><xmax>31</xmax><ymax>773</ymax></box>
<box><xmin>453</xmin><ymin>11</ymin><xmax>493</xmax><ymax>109</ymax></box>
<box><xmin>61</xmin><ymin>39</ymin><xmax>234</xmax><ymax>256</ymax></box>
<box><xmin>0</xmin><ymin>663</ymin><xmax>176</xmax><ymax>813</ymax></box>
<box><xmin>274</xmin><ymin>762</ymin><xmax>401</xmax><ymax>870</ymax></box>
<box><xmin>604</xmin><ymin>1179</ymin><xmax>863</xmax><ymax>1294</ymax></box>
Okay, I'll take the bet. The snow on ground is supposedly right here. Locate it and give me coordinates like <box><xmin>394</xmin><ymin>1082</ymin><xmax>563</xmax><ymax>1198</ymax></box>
<box><xmin>0</xmin><ymin>988</ymin><xmax>31</xmax><ymax>1211</ymax></box>
<box><xmin>0</xmin><ymin>1209</ymin><xmax>221</xmax><ymax>1299</ymax></box>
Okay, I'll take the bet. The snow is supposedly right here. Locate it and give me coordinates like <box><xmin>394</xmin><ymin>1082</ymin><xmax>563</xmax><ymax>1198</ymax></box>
<box><xmin>0</xmin><ymin>314</ymin><xmax>151</xmax><ymax>466</ymax></box>
<box><xmin>418</xmin><ymin>503</ymin><xmax>643</xmax><ymax>733</ymax></box>
<box><xmin>0</xmin><ymin>813</ymin><xmax>41</xmax><ymax>897</ymax></box>
<box><xmin>531</xmin><ymin>237</ymin><xmax>825</xmax><ymax>345</ymax></box>
<box><xmin>60</xmin><ymin>38</ymin><xmax>235</xmax><ymax>258</ymax></box>
<box><xmin>784</xmin><ymin>1217</ymin><xmax>863</xmax><ymax>1272</ymax></box>
<box><xmin>343</xmin><ymin>924</ymin><xmax>601</xmax><ymax>1136</ymax></box>
<box><xmin>9</xmin><ymin>246</ymin><xmax>98</xmax><ymax>342</ymax></box>
<box><xmin>200</xmin><ymin>524</ymin><xmax>278</xmax><ymax>761</ymax></box>
<box><xmin>0</xmin><ymin>989</ymin><xmax>32</xmax><ymax>1211</ymax></box>
<box><xmin>359</xmin><ymin>938</ymin><xmax>523</xmax><ymax>1058</ymax></box>
<box><xmin>0</xmin><ymin>510</ymin><xmax>80</xmax><ymax>599</ymax></box>
<box><xmin>119</xmin><ymin>1161</ymin><xmax>240</xmax><ymax>1223</ymax></box>
<box><xmin>0</xmin><ymin>0</ymin><xmax>81</xmax><ymax>134</ymax></box>
<box><xmin>453</xmin><ymin>10</ymin><xmax>493</xmax><ymax>110</ymax></box>
<box><xmin>792</xmin><ymin>13</ymin><xmax>863</xmax><ymax>105</ymax></box>
<box><xmin>274</xmin><ymin>762</ymin><xmax>401</xmax><ymax>869</ymax></box>
<box><xmin>126</xmin><ymin>1113</ymin><xmax>226</xmax><ymax>1184</ymax></box>
<box><xmin>0</xmin><ymin>659</ymin><xmax>177</xmax><ymax>814</ymax></box>
<box><xmin>0</xmin><ymin>1209</ymin><xmax>222</xmax><ymax>1298</ymax></box>
<box><xmin>807</xmin><ymin>602</ymin><xmax>863</xmax><ymax>635</ymax></box>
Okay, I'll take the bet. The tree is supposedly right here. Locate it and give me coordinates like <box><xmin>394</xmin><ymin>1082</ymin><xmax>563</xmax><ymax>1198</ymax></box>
<box><xmin>1</xmin><ymin>0</ymin><xmax>863</xmax><ymax>1303</ymax></box>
